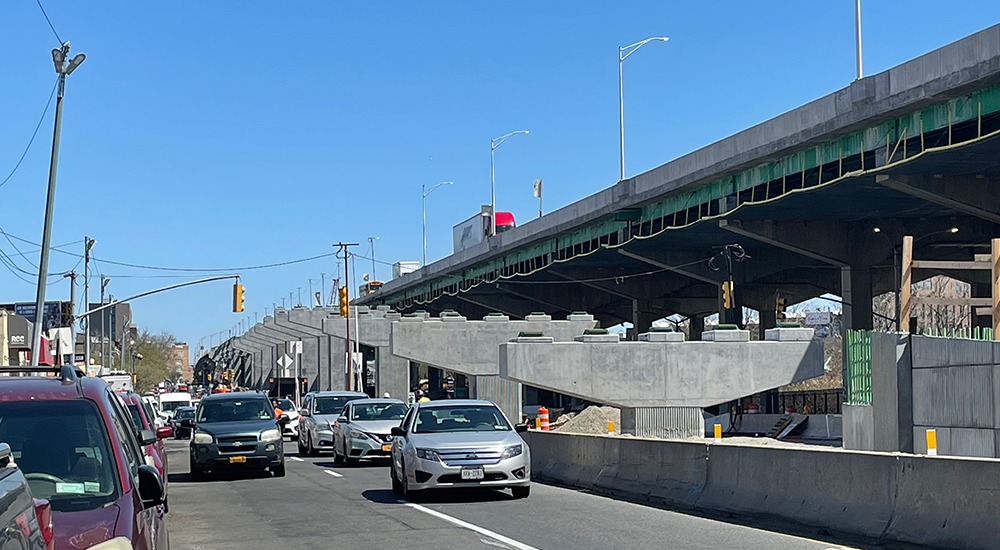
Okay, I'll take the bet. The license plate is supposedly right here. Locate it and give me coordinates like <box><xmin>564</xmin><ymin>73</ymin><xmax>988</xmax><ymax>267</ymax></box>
<box><xmin>461</xmin><ymin>467</ymin><xmax>484</xmax><ymax>480</ymax></box>
<box><xmin>229</xmin><ymin>456</ymin><xmax>246</xmax><ymax>464</ymax></box>
<box><xmin>382</xmin><ymin>444</ymin><xmax>392</xmax><ymax>452</ymax></box>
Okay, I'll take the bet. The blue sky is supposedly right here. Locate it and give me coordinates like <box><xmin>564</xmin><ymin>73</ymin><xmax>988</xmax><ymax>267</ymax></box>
<box><xmin>1</xmin><ymin>2</ymin><xmax>998</xmax><ymax>355</ymax></box>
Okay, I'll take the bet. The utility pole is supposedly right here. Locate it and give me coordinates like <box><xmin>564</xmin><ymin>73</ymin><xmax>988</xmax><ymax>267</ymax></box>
<box><xmin>100</xmin><ymin>276</ymin><xmax>110</xmax><ymax>373</ymax></box>
<box><xmin>308</xmin><ymin>279</ymin><xmax>314</xmax><ymax>307</ymax></box>
<box><xmin>368</xmin><ymin>236</ymin><xmax>379</xmax><ymax>282</ymax></box>
<box><xmin>29</xmin><ymin>42</ymin><xmax>86</xmax><ymax>366</ymax></box>
<box><xmin>83</xmin><ymin>237</ymin><xmax>94</xmax><ymax>370</ymax></box>
<box><xmin>64</xmin><ymin>271</ymin><xmax>77</xmax><ymax>364</ymax></box>
<box><xmin>335</xmin><ymin>242</ymin><xmax>358</xmax><ymax>390</ymax></box>
<box><xmin>320</xmin><ymin>273</ymin><xmax>325</xmax><ymax>307</ymax></box>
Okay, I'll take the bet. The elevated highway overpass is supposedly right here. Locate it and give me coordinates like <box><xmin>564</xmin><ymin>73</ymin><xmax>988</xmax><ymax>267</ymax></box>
<box><xmin>360</xmin><ymin>25</ymin><xmax>1000</xmax><ymax>334</ymax></box>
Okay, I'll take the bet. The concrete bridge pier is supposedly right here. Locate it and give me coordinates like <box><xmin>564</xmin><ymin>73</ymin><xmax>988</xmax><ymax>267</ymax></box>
<box><xmin>320</xmin><ymin>306</ymin><xmax>407</xmax><ymax>399</ymax></box>
<box><xmin>274</xmin><ymin>307</ymin><xmax>339</xmax><ymax>393</ymax></box>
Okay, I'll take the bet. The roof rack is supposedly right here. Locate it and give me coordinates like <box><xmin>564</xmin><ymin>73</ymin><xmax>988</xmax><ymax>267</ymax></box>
<box><xmin>0</xmin><ymin>365</ymin><xmax>85</xmax><ymax>384</ymax></box>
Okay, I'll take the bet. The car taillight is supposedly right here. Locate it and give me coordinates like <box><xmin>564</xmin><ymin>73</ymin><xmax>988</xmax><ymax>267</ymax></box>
<box><xmin>33</xmin><ymin>498</ymin><xmax>54</xmax><ymax>550</ymax></box>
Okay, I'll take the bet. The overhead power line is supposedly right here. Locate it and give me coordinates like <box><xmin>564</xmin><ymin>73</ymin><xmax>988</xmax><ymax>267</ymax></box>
<box><xmin>34</xmin><ymin>0</ymin><xmax>63</xmax><ymax>44</ymax></box>
<box><xmin>0</xmin><ymin>77</ymin><xmax>59</xmax><ymax>191</ymax></box>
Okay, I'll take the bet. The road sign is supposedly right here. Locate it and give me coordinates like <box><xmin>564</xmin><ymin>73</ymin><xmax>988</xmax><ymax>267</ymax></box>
<box><xmin>805</xmin><ymin>311</ymin><xmax>832</xmax><ymax>326</ymax></box>
<box><xmin>277</xmin><ymin>354</ymin><xmax>293</xmax><ymax>369</ymax></box>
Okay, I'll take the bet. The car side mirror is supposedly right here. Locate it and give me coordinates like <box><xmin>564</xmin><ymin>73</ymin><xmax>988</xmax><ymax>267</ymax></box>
<box><xmin>180</xmin><ymin>419</ymin><xmax>195</xmax><ymax>428</ymax></box>
<box><xmin>337</xmin><ymin>416</ymin><xmax>349</xmax><ymax>424</ymax></box>
<box><xmin>514</xmin><ymin>423</ymin><xmax>529</xmax><ymax>433</ymax></box>
<box><xmin>156</xmin><ymin>426</ymin><xmax>174</xmax><ymax>439</ymax></box>
<box><xmin>138</xmin><ymin>429</ymin><xmax>157</xmax><ymax>446</ymax></box>
<box><xmin>391</xmin><ymin>426</ymin><xmax>406</xmax><ymax>437</ymax></box>
<box><xmin>278</xmin><ymin>415</ymin><xmax>290</xmax><ymax>425</ymax></box>
<box><xmin>299</xmin><ymin>408</ymin><xmax>310</xmax><ymax>416</ymax></box>
<box><xmin>137</xmin><ymin>465</ymin><xmax>164</xmax><ymax>509</ymax></box>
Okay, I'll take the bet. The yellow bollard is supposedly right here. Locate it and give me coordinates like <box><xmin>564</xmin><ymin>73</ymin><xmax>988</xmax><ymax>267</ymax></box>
<box><xmin>608</xmin><ymin>421</ymin><xmax>615</xmax><ymax>436</ymax></box>
<box><xmin>713</xmin><ymin>423</ymin><xmax>722</xmax><ymax>442</ymax></box>
<box><xmin>926</xmin><ymin>429</ymin><xmax>938</xmax><ymax>456</ymax></box>
<box><xmin>535</xmin><ymin>417</ymin><xmax>541</xmax><ymax>430</ymax></box>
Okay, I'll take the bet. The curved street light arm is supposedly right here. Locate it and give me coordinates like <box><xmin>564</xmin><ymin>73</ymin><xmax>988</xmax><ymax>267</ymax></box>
<box><xmin>619</xmin><ymin>36</ymin><xmax>670</xmax><ymax>61</ymax></box>
<box><xmin>491</xmin><ymin>130</ymin><xmax>530</xmax><ymax>150</ymax></box>
<box><xmin>422</xmin><ymin>181</ymin><xmax>454</xmax><ymax>198</ymax></box>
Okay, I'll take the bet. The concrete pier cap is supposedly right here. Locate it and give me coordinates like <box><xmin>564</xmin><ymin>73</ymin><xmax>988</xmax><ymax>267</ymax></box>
<box><xmin>389</xmin><ymin>311</ymin><xmax>598</xmax><ymax>376</ymax></box>
<box><xmin>498</xmin><ymin>330</ymin><xmax>823</xmax><ymax>408</ymax></box>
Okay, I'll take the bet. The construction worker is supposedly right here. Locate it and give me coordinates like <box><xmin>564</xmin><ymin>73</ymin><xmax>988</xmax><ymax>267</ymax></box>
<box><xmin>272</xmin><ymin>398</ymin><xmax>284</xmax><ymax>419</ymax></box>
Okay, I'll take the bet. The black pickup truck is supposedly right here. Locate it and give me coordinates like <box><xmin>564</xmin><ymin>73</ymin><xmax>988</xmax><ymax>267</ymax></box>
<box><xmin>0</xmin><ymin>442</ymin><xmax>52</xmax><ymax>550</ymax></box>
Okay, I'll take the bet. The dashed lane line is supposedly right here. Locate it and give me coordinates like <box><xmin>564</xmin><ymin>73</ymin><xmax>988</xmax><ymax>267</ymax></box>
<box><xmin>324</xmin><ymin>469</ymin><xmax>343</xmax><ymax>478</ymax></box>
<box><xmin>402</xmin><ymin>501</ymin><xmax>539</xmax><ymax>550</ymax></box>
<box><xmin>289</xmin><ymin>456</ymin><xmax>304</xmax><ymax>462</ymax></box>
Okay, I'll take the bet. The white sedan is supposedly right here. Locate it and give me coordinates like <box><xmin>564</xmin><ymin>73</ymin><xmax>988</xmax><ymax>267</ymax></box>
<box><xmin>274</xmin><ymin>397</ymin><xmax>300</xmax><ymax>439</ymax></box>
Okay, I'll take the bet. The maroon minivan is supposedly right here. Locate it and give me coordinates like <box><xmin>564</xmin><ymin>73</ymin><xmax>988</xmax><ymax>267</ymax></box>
<box><xmin>0</xmin><ymin>366</ymin><xmax>169</xmax><ymax>549</ymax></box>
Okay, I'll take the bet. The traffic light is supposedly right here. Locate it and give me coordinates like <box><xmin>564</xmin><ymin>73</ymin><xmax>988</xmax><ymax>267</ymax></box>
<box><xmin>339</xmin><ymin>286</ymin><xmax>349</xmax><ymax>317</ymax></box>
<box><xmin>722</xmin><ymin>281</ymin><xmax>734</xmax><ymax>309</ymax></box>
<box><xmin>233</xmin><ymin>282</ymin><xmax>246</xmax><ymax>313</ymax></box>
<box><xmin>776</xmin><ymin>295</ymin><xmax>787</xmax><ymax>320</ymax></box>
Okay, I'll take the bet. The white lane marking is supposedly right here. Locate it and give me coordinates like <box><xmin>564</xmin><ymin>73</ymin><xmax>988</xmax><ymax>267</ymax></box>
<box><xmin>289</xmin><ymin>456</ymin><xmax>304</xmax><ymax>462</ymax></box>
<box><xmin>402</xmin><ymin>501</ymin><xmax>539</xmax><ymax>550</ymax></box>
<box><xmin>323</xmin><ymin>469</ymin><xmax>343</xmax><ymax>478</ymax></box>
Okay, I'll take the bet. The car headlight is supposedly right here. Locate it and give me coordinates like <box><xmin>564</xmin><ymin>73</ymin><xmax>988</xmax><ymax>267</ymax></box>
<box><xmin>415</xmin><ymin>448</ymin><xmax>440</xmax><ymax>461</ymax></box>
<box><xmin>501</xmin><ymin>444</ymin><xmax>523</xmax><ymax>459</ymax></box>
<box><xmin>193</xmin><ymin>433</ymin><xmax>213</xmax><ymax>444</ymax></box>
<box><xmin>351</xmin><ymin>431</ymin><xmax>373</xmax><ymax>441</ymax></box>
<box><xmin>260</xmin><ymin>429</ymin><xmax>282</xmax><ymax>442</ymax></box>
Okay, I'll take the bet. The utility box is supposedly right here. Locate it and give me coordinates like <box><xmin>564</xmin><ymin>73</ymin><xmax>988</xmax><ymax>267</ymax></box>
<box><xmin>392</xmin><ymin>261</ymin><xmax>420</xmax><ymax>279</ymax></box>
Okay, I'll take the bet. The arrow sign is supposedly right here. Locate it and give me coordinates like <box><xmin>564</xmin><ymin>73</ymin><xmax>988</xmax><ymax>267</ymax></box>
<box><xmin>277</xmin><ymin>354</ymin><xmax>293</xmax><ymax>369</ymax></box>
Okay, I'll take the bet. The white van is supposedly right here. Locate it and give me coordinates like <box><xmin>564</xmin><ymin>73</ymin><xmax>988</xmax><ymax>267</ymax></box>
<box><xmin>158</xmin><ymin>392</ymin><xmax>193</xmax><ymax>420</ymax></box>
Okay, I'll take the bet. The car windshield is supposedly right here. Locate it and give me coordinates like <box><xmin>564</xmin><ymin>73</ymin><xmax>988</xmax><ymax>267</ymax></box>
<box><xmin>274</xmin><ymin>398</ymin><xmax>294</xmax><ymax>411</ymax></box>
<box><xmin>160</xmin><ymin>400</ymin><xmax>188</xmax><ymax>413</ymax></box>
<box><xmin>352</xmin><ymin>403</ymin><xmax>407</xmax><ymax>421</ymax></box>
<box><xmin>315</xmin><ymin>396</ymin><xmax>363</xmax><ymax>415</ymax></box>
<box><xmin>175</xmin><ymin>408</ymin><xmax>196</xmax><ymax>420</ymax></box>
<box><xmin>0</xmin><ymin>400</ymin><xmax>120</xmax><ymax>512</ymax></box>
<box><xmin>126</xmin><ymin>404</ymin><xmax>145</xmax><ymax>431</ymax></box>
<box><xmin>413</xmin><ymin>405</ymin><xmax>511</xmax><ymax>433</ymax></box>
<box><xmin>197</xmin><ymin>399</ymin><xmax>273</xmax><ymax>423</ymax></box>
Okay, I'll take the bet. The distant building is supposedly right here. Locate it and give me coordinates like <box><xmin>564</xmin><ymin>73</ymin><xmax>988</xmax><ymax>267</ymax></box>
<box><xmin>172</xmin><ymin>342</ymin><xmax>191</xmax><ymax>382</ymax></box>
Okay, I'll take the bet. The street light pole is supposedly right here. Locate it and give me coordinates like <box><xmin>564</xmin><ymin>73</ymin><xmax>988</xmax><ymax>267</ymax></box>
<box><xmin>29</xmin><ymin>42</ymin><xmax>86</xmax><ymax>366</ymax></box>
<box><xmin>367</xmin><ymin>236</ymin><xmax>379</xmax><ymax>281</ymax></box>
<box><xmin>100</xmin><ymin>276</ymin><xmax>110</xmax><ymax>373</ymax></box>
<box><xmin>855</xmin><ymin>0</ymin><xmax>864</xmax><ymax>80</ymax></box>
<box><xmin>490</xmin><ymin>131</ymin><xmax>529</xmax><ymax>236</ymax></box>
<box><xmin>618</xmin><ymin>36</ymin><xmax>669</xmax><ymax>182</ymax></box>
<box><xmin>422</xmin><ymin>181</ymin><xmax>454</xmax><ymax>266</ymax></box>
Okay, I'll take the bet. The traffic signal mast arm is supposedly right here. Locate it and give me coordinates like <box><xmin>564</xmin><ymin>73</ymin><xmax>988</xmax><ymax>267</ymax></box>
<box><xmin>75</xmin><ymin>274</ymin><xmax>241</xmax><ymax>320</ymax></box>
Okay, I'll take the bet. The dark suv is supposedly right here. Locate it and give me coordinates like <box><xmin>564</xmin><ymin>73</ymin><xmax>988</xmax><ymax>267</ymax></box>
<box><xmin>0</xmin><ymin>366</ymin><xmax>168</xmax><ymax>549</ymax></box>
<box><xmin>186</xmin><ymin>392</ymin><xmax>285</xmax><ymax>480</ymax></box>
<box><xmin>0</xmin><ymin>442</ymin><xmax>53</xmax><ymax>550</ymax></box>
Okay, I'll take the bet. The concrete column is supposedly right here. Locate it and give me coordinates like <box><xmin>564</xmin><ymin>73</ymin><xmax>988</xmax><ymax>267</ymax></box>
<box><xmin>689</xmin><ymin>314</ymin><xmax>705</xmax><ymax>341</ymax></box>
<box><xmin>377</xmin><ymin>347</ymin><xmax>409</xmax><ymax>400</ymax></box>
<box><xmin>973</xmin><ymin>282</ymin><xmax>992</xmax><ymax>330</ymax></box>
<box><xmin>759</xmin><ymin>307</ymin><xmax>777</xmax><ymax>337</ymax></box>
<box><xmin>841</xmin><ymin>266</ymin><xmax>874</xmax><ymax>330</ymax></box>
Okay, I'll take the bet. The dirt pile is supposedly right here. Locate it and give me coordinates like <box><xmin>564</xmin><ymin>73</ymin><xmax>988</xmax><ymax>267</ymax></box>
<box><xmin>552</xmin><ymin>406</ymin><xmax>620</xmax><ymax>435</ymax></box>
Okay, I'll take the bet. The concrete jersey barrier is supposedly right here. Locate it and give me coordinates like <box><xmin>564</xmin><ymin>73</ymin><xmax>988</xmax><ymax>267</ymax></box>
<box><xmin>525</xmin><ymin>431</ymin><xmax>999</xmax><ymax>549</ymax></box>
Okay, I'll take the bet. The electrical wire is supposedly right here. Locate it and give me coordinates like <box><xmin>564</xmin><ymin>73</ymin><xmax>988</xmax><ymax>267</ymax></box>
<box><xmin>0</xmin><ymin>77</ymin><xmax>59</xmax><ymax>191</ymax></box>
<box><xmin>34</xmin><ymin>0</ymin><xmax>63</xmax><ymax>44</ymax></box>
<box><xmin>89</xmin><ymin>251</ymin><xmax>339</xmax><ymax>272</ymax></box>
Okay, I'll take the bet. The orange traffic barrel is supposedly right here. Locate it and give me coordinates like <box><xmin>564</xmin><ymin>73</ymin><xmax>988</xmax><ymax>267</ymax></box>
<box><xmin>538</xmin><ymin>406</ymin><xmax>550</xmax><ymax>431</ymax></box>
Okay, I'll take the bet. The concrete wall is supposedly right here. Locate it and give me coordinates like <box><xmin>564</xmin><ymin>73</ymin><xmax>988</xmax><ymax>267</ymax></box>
<box><xmin>526</xmin><ymin>431</ymin><xmax>1000</xmax><ymax>550</ymax></box>
<box><xmin>842</xmin><ymin>405</ymin><xmax>874</xmax><ymax>451</ymax></box>
<box><xmin>845</xmin><ymin>333</ymin><xmax>1000</xmax><ymax>458</ymax></box>
<box><xmin>909</xmin><ymin>335</ymin><xmax>1000</xmax><ymax>458</ymax></box>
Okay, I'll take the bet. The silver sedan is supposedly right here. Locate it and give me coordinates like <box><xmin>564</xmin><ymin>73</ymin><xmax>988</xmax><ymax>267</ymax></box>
<box><xmin>331</xmin><ymin>398</ymin><xmax>408</xmax><ymax>465</ymax></box>
<box><xmin>390</xmin><ymin>399</ymin><xmax>530</xmax><ymax>500</ymax></box>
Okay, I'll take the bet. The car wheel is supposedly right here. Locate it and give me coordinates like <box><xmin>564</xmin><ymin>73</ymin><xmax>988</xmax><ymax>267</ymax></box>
<box><xmin>342</xmin><ymin>442</ymin><xmax>357</xmax><ymax>466</ymax></box>
<box><xmin>402</xmin><ymin>460</ymin><xmax>420</xmax><ymax>501</ymax></box>
<box><xmin>306</xmin><ymin>434</ymin><xmax>317</xmax><ymax>457</ymax></box>
<box><xmin>272</xmin><ymin>461</ymin><xmax>286</xmax><ymax>478</ymax></box>
<box><xmin>189</xmin><ymin>462</ymin><xmax>206</xmax><ymax>482</ymax></box>
<box><xmin>390</xmin><ymin>463</ymin><xmax>403</xmax><ymax>494</ymax></box>
<box><xmin>511</xmin><ymin>486</ymin><xmax>530</xmax><ymax>499</ymax></box>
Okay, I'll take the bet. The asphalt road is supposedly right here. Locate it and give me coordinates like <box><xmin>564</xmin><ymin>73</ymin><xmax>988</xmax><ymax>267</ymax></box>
<box><xmin>164</xmin><ymin>439</ymin><xmax>861</xmax><ymax>550</ymax></box>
